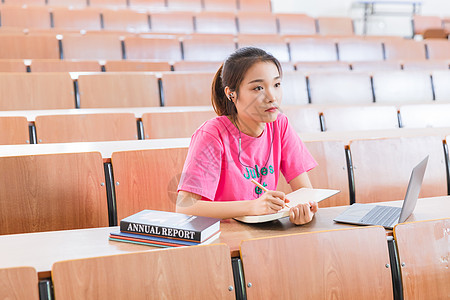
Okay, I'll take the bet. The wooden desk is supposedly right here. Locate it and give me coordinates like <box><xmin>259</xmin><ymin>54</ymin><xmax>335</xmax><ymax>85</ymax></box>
<box><xmin>0</xmin><ymin>196</ymin><xmax>448</xmax><ymax>279</ymax></box>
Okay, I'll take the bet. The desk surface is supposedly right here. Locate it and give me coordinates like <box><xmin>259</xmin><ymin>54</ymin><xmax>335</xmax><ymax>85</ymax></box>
<box><xmin>0</xmin><ymin>196</ymin><xmax>448</xmax><ymax>279</ymax></box>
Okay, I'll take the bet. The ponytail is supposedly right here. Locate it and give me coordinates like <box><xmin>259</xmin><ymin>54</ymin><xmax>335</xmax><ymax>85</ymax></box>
<box><xmin>211</xmin><ymin>64</ymin><xmax>237</xmax><ymax>120</ymax></box>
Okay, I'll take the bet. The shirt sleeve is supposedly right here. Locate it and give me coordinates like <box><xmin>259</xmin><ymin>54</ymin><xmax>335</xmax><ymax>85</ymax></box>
<box><xmin>177</xmin><ymin>129</ymin><xmax>223</xmax><ymax>201</ymax></box>
<box><xmin>279</xmin><ymin>114</ymin><xmax>318</xmax><ymax>183</ymax></box>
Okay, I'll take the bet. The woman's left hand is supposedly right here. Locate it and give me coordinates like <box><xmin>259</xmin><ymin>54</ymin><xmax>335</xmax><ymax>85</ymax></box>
<box><xmin>289</xmin><ymin>201</ymin><xmax>318</xmax><ymax>225</ymax></box>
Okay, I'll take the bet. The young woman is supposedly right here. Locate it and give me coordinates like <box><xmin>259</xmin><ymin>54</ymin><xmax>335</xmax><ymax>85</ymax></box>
<box><xmin>176</xmin><ymin>47</ymin><xmax>318</xmax><ymax>225</ymax></box>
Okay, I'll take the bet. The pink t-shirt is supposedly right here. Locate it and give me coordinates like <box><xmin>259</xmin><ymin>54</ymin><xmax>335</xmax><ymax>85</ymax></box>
<box><xmin>177</xmin><ymin>113</ymin><xmax>317</xmax><ymax>201</ymax></box>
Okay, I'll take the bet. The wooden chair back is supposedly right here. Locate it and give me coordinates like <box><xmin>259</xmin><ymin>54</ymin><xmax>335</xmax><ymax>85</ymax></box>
<box><xmin>102</xmin><ymin>9</ymin><xmax>150</xmax><ymax>33</ymax></box>
<box><xmin>399</xmin><ymin>104</ymin><xmax>450</xmax><ymax>128</ymax></box>
<box><xmin>295</xmin><ymin>61</ymin><xmax>350</xmax><ymax>72</ymax></box>
<box><xmin>238</xmin><ymin>0</ymin><xmax>271</xmax><ymax>12</ymax></box>
<box><xmin>237</xmin><ymin>12</ymin><xmax>277</xmax><ymax>34</ymax></box>
<box><xmin>124</xmin><ymin>36</ymin><xmax>182</xmax><ymax>61</ymax></box>
<box><xmin>348</xmin><ymin>136</ymin><xmax>447</xmax><ymax>203</ymax></box>
<box><xmin>167</xmin><ymin>0</ymin><xmax>202</xmax><ymax>11</ymax></box>
<box><xmin>77</xmin><ymin>73</ymin><xmax>160</xmax><ymax>108</ymax></box>
<box><xmin>111</xmin><ymin>146</ymin><xmax>189</xmax><ymax>220</ymax></box>
<box><xmin>30</xmin><ymin>59</ymin><xmax>101</xmax><ymax>72</ymax></box>
<box><xmin>203</xmin><ymin>0</ymin><xmax>237</xmax><ymax>11</ymax></box>
<box><xmin>89</xmin><ymin>0</ymin><xmax>128</xmax><ymax>9</ymax></box>
<box><xmin>0</xmin><ymin>73</ymin><xmax>75</xmax><ymax>110</ymax></box>
<box><xmin>432</xmin><ymin>70</ymin><xmax>450</xmax><ymax>102</ymax></box>
<box><xmin>142</xmin><ymin>110</ymin><xmax>217</xmax><ymax>139</ymax></box>
<box><xmin>276</xmin><ymin>13</ymin><xmax>316</xmax><ymax>35</ymax></box>
<box><xmin>393</xmin><ymin>218</ymin><xmax>450</xmax><ymax>300</ymax></box>
<box><xmin>172</xmin><ymin>61</ymin><xmax>222</xmax><ymax>72</ymax></box>
<box><xmin>149</xmin><ymin>11</ymin><xmax>194</xmax><ymax>34</ymax></box>
<box><xmin>0</xmin><ymin>152</ymin><xmax>109</xmax><ymax>235</ymax></box>
<box><xmin>240</xmin><ymin>226</ymin><xmax>393</xmax><ymax>299</ymax></box>
<box><xmin>281</xmin><ymin>71</ymin><xmax>309</xmax><ymax>105</ymax></box>
<box><xmin>61</xmin><ymin>34</ymin><xmax>122</xmax><ymax>60</ymax></box>
<box><xmin>372</xmin><ymin>71</ymin><xmax>434</xmax><ymax>103</ymax></box>
<box><xmin>308</xmin><ymin>72</ymin><xmax>373</xmax><ymax>104</ymax></box>
<box><xmin>104</xmin><ymin>60</ymin><xmax>171</xmax><ymax>72</ymax></box>
<box><xmin>289</xmin><ymin>37</ymin><xmax>338</xmax><ymax>62</ymax></box>
<box><xmin>413</xmin><ymin>15</ymin><xmax>443</xmax><ymax>35</ymax></box>
<box><xmin>322</xmin><ymin>105</ymin><xmax>399</xmax><ymax>131</ymax></box>
<box><xmin>0</xmin><ymin>6</ymin><xmax>50</xmax><ymax>29</ymax></box>
<box><xmin>35</xmin><ymin>113</ymin><xmax>138</xmax><ymax>143</ymax></box>
<box><xmin>0</xmin><ymin>35</ymin><xmax>59</xmax><ymax>59</ymax></box>
<box><xmin>52</xmin><ymin>244</ymin><xmax>235</xmax><ymax>300</ymax></box>
<box><xmin>317</xmin><ymin>17</ymin><xmax>354</xmax><ymax>36</ymax></box>
<box><xmin>161</xmin><ymin>72</ymin><xmax>215</xmax><ymax>106</ymax></box>
<box><xmin>0</xmin><ymin>116</ymin><xmax>30</xmax><ymax>145</ymax></box>
<box><xmin>195</xmin><ymin>12</ymin><xmax>237</xmax><ymax>35</ymax></box>
<box><xmin>0</xmin><ymin>59</ymin><xmax>27</xmax><ymax>72</ymax></box>
<box><xmin>281</xmin><ymin>106</ymin><xmax>321</xmax><ymax>133</ymax></box>
<box><xmin>402</xmin><ymin>59</ymin><xmax>449</xmax><ymax>71</ymax></box>
<box><xmin>338</xmin><ymin>38</ymin><xmax>384</xmax><ymax>61</ymax></box>
<box><xmin>0</xmin><ymin>267</ymin><xmax>39</xmax><ymax>300</ymax></box>
<box><xmin>52</xmin><ymin>8</ymin><xmax>102</xmax><ymax>31</ymax></box>
<box><xmin>128</xmin><ymin>0</ymin><xmax>165</xmax><ymax>9</ymax></box>
<box><xmin>182</xmin><ymin>34</ymin><xmax>236</xmax><ymax>61</ymax></box>
<box><xmin>350</xmin><ymin>61</ymin><xmax>401</xmax><ymax>72</ymax></box>
<box><xmin>384</xmin><ymin>40</ymin><xmax>426</xmax><ymax>60</ymax></box>
<box><xmin>425</xmin><ymin>40</ymin><xmax>450</xmax><ymax>60</ymax></box>
<box><xmin>237</xmin><ymin>34</ymin><xmax>290</xmax><ymax>62</ymax></box>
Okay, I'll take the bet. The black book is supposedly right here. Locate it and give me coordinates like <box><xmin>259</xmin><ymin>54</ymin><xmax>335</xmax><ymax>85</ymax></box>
<box><xmin>120</xmin><ymin>210</ymin><xmax>220</xmax><ymax>243</ymax></box>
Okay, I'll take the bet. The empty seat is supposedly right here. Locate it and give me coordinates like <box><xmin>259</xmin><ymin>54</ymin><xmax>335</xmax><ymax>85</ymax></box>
<box><xmin>167</xmin><ymin>0</ymin><xmax>202</xmax><ymax>11</ymax></box>
<box><xmin>52</xmin><ymin>244</ymin><xmax>235</xmax><ymax>299</ymax></box>
<box><xmin>338</xmin><ymin>38</ymin><xmax>384</xmax><ymax>61</ymax></box>
<box><xmin>372</xmin><ymin>71</ymin><xmax>433</xmax><ymax>103</ymax></box>
<box><xmin>321</xmin><ymin>106</ymin><xmax>399</xmax><ymax>131</ymax></box>
<box><xmin>161</xmin><ymin>72</ymin><xmax>215</xmax><ymax>106</ymax></box>
<box><xmin>88</xmin><ymin>0</ymin><xmax>128</xmax><ymax>9</ymax></box>
<box><xmin>384</xmin><ymin>40</ymin><xmax>427</xmax><ymax>60</ymax></box>
<box><xmin>295</xmin><ymin>61</ymin><xmax>350</xmax><ymax>72</ymax></box>
<box><xmin>47</xmin><ymin>0</ymin><xmax>87</xmax><ymax>7</ymax></box>
<box><xmin>172</xmin><ymin>61</ymin><xmax>222</xmax><ymax>72</ymax></box>
<box><xmin>77</xmin><ymin>73</ymin><xmax>160</xmax><ymax>108</ymax></box>
<box><xmin>0</xmin><ymin>267</ymin><xmax>39</xmax><ymax>300</ymax></box>
<box><xmin>281</xmin><ymin>106</ymin><xmax>321</xmax><ymax>133</ymax></box>
<box><xmin>0</xmin><ymin>6</ymin><xmax>51</xmax><ymax>29</ymax></box>
<box><xmin>35</xmin><ymin>113</ymin><xmax>138</xmax><ymax>143</ymax></box>
<box><xmin>0</xmin><ymin>152</ymin><xmax>109</xmax><ymax>234</ymax></box>
<box><xmin>240</xmin><ymin>226</ymin><xmax>393</xmax><ymax>299</ymax></box>
<box><xmin>142</xmin><ymin>110</ymin><xmax>217</xmax><ymax>139</ymax></box>
<box><xmin>289</xmin><ymin>37</ymin><xmax>338</xmax><ymax>62</ymax></box>
<box><xmin>237</xmin><ymin>12</ymin><xmax>277</xmax><ymax>34</ymax></box>
<box><xmin>61</xmin><ymin>34</ymin><xmax>122</xmax><ymax>60</ymax></box>
<box><xmin>30</xmin><ymin>59</ymin><xmax>101</xmax><ymax>72</ymax></box>
<box><xmin>0</xmin><ymin>35</ymin><xmax>59</xmax><ymax>59</ymax></box>
<box><xmin>195</xmin><ymin>12</ymin><xmax>237</xmax><ymax>35</ymax></box>
<box><xmin>238</xmin><ymin>0</ymin><xmax>271</xmax><ymax>12</ymax></box>
<box><xmin>413</xmin><ymin>15</ymin><xmax>443</xmax><ymax>36</ymax></box>
<box><xmin>52</xmin><ymin>8</ymin><xmax>102</xmax><ymax>31</ymax></box>
<box><xmin>432</xmin><ymin>70</ymin><xmax>450</xmax><ymax>102</ymax></box>
<box><xmin>149</xmin><ymin>12</ymin><xmax>194</xmax><ymax>34</ymax></box>
<box><xmin>0</xmin><ymin>116</ymin><xmax>30</xmax><ymax>145</ymax></box>
<box><xmin>394</xmin><ymin>218</ymin><xmax>450</xmax><ymax>300</ymax></box>
<box><xmin>3</xmin><ymin>0</ymin><xmax>45</xmax><ymax>4</ymax></box>
<box><xmin>317</xmin><ymin>17</ymin><xmax>354</xmax><ymax>36</ymax></box>
<box><xmin>0</xmin><ymin>59</ymin><xmax>27</xmax><ymax>72</ymax></box>
<box><xmin>128</xmin><ymin>0</ymin><xmax>165</xmax><ymax>9</ymax></box>
<box><xmin>280</xmin><ymin>71</ymin><xmax>309</xmax><ymax>105</ymax></box>
<box><xmin>276</xmin><ymin>13</ymin><xmax>317</xmax><ymax>36</ymax></box>
<box><xmin>111</xmin><ymin>146</ymin><xmax>189</xmax><ymax>218</ymax></box>
<box><xmin>203</xmin><ymin>0</ymin><xmax>237</xmax><ymax>11</ymax></box>
<box><xmin>402</xmin><ymin>60</ymin><xmax>449</xmax><ymax>71</ymax></box>
<box><xmin>124</xmin><ymin>36</ymin><xmax>182</xmax><ymax>61</ymax></box>
<box><xmin>237</xmin><ymin>34</ymin><xmax>290</xmax><ymax>62</ymax></box>
<box><xmin>0</xmin><ymin>73</ymin><xmax>75</xmax><ymax>110</ymax></box>
<box><xmin>425</xmin><ymin>40</ymin><xmax>450</xmax><ymax>60</ymax></box>
<box><xmin>348</xmin><ymin>136</ymin><xmax>447</xmax><ymax>203</ymax></box>
<box><xmin>399</xmin><ymin>103</ymin><xmax>450</xmax><ymax>128</ymax></box>
<box><xmin>308</xmin><ymin>72</ymin><xmax>373</xmax><ymax>104</ymax></box>
<box><xmin>350</xmin><ymin>61</ymin><xmax>401</xmax><ymax>72</ymax></box>
<box><xmin>102</xmin><ymin>9</ymin><xmax>150</xmax><ymax>33</ymax></box>
<box><xmin>182</xmin><ymin>34</ymin><xmax>236</xmax><ymax>62</ymax></box>
<box><xmin>104</xmin><ymin>60</ymin><xmax>171</xmax><ymax>72</ymax></box>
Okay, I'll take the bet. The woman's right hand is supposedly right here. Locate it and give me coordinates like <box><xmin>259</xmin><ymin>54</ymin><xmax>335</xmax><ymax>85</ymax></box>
<box><xmin>250</xmin><ymin>191</ymin><xmax>287</xmax><ymax>215</ymax></box>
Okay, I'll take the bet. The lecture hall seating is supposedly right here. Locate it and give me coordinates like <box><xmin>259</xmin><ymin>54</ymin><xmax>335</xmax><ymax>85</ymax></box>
<box><xmin>317</xmin><ymin>17</ymin><xmax>354</xmax><ymax>36</ymax></box>
<box><xmin>0</xmin><ymin>59</ymin><xmax>27</xmax><ymax>72</ymax></box>
<box><xmin>276</xmin><ymin>13</ymin><xmax>317</xmax><ymax>36</ymax></box>
<box><xmin>111</xmin><ymin>146</ymin><xmax>189</xmax><ymax>220</ymax></box>
<box><xmin>0</xmin><ymin>116</ymin><xmax>30</xmax><ymax>145</ymax></box>
<box><xmin>102</xmin><ymin>9</ymin><xmax>150</xmax><ymax>33</ymax></box>
<box><xmin>203</xmin><ymin>0</ymin><xmax>237</xmax><ymax>12</ymax></box>
<box><xmin>30</xmin><ymin>59</ymin><xmax>101</xmax><ymax>72</ymax></box>
<box><xmin>240</xmin><ymin>226</ymin><xmax>393</xmax><ymax>299</ymax></box>
<box><xmin>52</xmin><ymin>244</ymin><xmax>235</xmax><ymax>299</ymax></box>
<box><xmin>128</xmin><ymin>0</ymin><xmax>166</xmax><ymax>10</ymax></box>
<box><xmin>237</xmin><ymin>34</ymin><xmax>290</xmax><ymax>62</ymax></box>
<box><xmin>425</xmin><ymin>40</ymin><xmax>450</xmax><ymax>60</ymax></box>
<box><xmin>289</xmin><ymin>37</ymin><xmax>338</xmax><ymax>62</ymax></box>
<box><xmin>239</xmin><ymin>0</ymin><xmax>272</xmax><ymax>13</ymax></box>
<box><xmin>399</xmin><ymin>104</ymin><xmax>450</xmax><ymax>128</ymax></box>
<box><xmin>412</xmin><ymin>15</ymin><xmax>443</xmax><ymax>36</ymax></box>
<box><xmin>182</xmin><ymin>34</ymin><xmax>236</xmax><ymax>61</ymax></box>
<box><xmin>432</xmin><ymin>70</ymin><xmax>450</xmax><ymax>102</ymax></box>
<box><xmin>295</xmin><ymin>61</ymin><xmax>350</xmax><ymax>72</ymax></box>
<box><xmin>401</xmin><ymin>60</ymin><xmax>450</xmax><ymax>71</ymax></box>
<box><xmin>236</xmin><ymin>12</ymin><xmax>278</xmax><ymax>35</ymax></box>
<box><xmin>348</xmin><ymin>136</ymin><xmax>447</xmax><ymax>203</ymax></box>
<box><xmin>103</xmin><ymin>60</ymin><xmax>172</xmax><ymax>72</ymax></box>
<box><xmin>89</xmin><ymin>0</ymin><xmax>128</xmax><ymax>9</ymax></box>
<box><xmin>384</xmin><ymin>39</ymin><xmax>427</xmax><ymax>61</ymax></box>
<box><xmin>0</xmin><ymin>73</ymin><xmax>75</xmax><ymax>110</ymax></box>
<box><xmin>337</xmin><ymin>38</ymin><xmax>384</xmax><ymax>61</ymax></box>
<box><xmin>194</xmin><ymin>12</ymin><xmax>237</xmax><ymax>35</ymax></box>
<box><xmin>350</xmin><ymin>61</ymin><xmax>401</xmax><ymax>72</ymax></box>
<box><xmin>77</xmin><ymin>73</ymin><xmax>161</xmax><ymax>108</ymax></box>
<box><xmin>393</xmin><ymin>218</ymin><xmax>450</xmax><ymax>300</ymax></box>
<box><xmin>0</xmin><ymin>266</ymin><xmax>39</xmax><ymax>300</ymax></box>
<box><xmin>61</xmin><ymin>34</ymin><xmax>123</xmax><ymax>60</ymax></box>
<box><xmin>0</xmin><ymin>5</ymin><xmax>51</xmax><ymax>29</ymax></box>
<box><xmin>34</xmin><ymin>113</ymin><xmax>138</xmax><ymax>143</ymax></box>
<box><xmin>52</xmin><ymin>7</ymin><xmax>102</xmax><ymax>31</ymax></box>
<box><xmin>124</xmin><ymin>36</ymin><xmax>182</xmax><ymax>61</ymax></box>
<box><xmin>0</xmin><ymin>35</ymin><xmax>60</xmax><ymax>59</ymax></box>
<box><xmin>281</xmin><ymin>106</ymin><xmax>321</xmax><ymax>133</ymax></box>
<box><xmin>279</xmin><ymin>71</ymin><xmax>309</xmax><ymax>105</ymax></box>
<box><xmin>149</xmin><ymin>11</ymin><xmax>195</xmax><ymax>34</ymax></box>
<box><xmin>167</xmin><ymin>0</ymin><xmax>202</xmax><ymax>11</ymax></box>
<box><xmin>0</xmin><ymin>151</ymin><xmax>109</xmax><ymax>235</ymax></box>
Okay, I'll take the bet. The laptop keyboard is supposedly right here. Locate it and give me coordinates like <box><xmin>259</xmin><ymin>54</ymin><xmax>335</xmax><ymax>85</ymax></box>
<box><xmin>360</xmin><ymin>205</ymin><xmax>401</xmax><ymax>228</ymax></box>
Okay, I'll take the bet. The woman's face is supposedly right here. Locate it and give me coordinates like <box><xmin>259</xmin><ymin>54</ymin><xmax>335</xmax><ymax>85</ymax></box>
<box><xmin>234</xmin><ymin>61</ymin><xmax>282</xmax><ymax>129</ymax></box>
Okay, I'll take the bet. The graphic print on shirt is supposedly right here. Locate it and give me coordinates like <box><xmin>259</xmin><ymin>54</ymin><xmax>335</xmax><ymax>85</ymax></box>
<box><xmin>243</xmin><ymin>164</ymin><xmax>274</xmax><ymax>194</ymax></box>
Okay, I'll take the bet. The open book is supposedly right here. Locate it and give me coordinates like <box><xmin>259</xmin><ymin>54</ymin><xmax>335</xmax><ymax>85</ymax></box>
<box><xmin>233</xmin><ymin>188</ymin><xmax>340</xmax><ymax>223</ymax></box>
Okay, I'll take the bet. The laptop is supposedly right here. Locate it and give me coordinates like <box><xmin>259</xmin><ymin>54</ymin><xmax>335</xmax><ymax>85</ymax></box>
<box><xmin>333</xmin><ymin>156</ymin><xmax>428</xmax><ymax>229</ymax></box>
